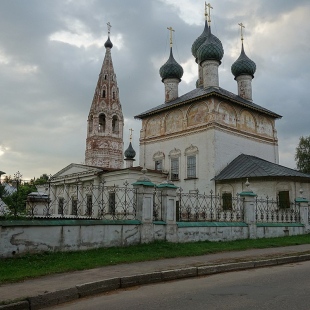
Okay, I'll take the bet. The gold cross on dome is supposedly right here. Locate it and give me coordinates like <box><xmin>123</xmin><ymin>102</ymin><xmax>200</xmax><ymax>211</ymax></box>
<box><xmin>238</xmin><ymin>22</ymin><xmax>245</xmax><ymax>41</ymax></box>
<box><xmin>167</xmin><ymin>26</ymin><xmax>175</xmax><ymax>47</ymax></box>
<box><xmin>206</xmin><ymin>3</ymin><xmax>213</xmax><ymax>25</ymax></box>
<box><xmin>129</xmin><ymin>128</ymin><xmax>134</xmax><ymax>142</ymax></box>
<box><xmin>107</xmin><ymin>22</ymin><xmax>112</xmax><ymax>35</ymax></box>
<box><xmin>204</xmin><ymin>1</ymin><xmax>208</xmax><ymax>20</ymax></box>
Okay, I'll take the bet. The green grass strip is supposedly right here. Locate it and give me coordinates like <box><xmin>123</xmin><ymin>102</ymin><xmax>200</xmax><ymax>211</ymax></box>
<box><xmin>0</xmin><ymin>234</ymin><xmax>309</xmax><ymax>284</ymax></box>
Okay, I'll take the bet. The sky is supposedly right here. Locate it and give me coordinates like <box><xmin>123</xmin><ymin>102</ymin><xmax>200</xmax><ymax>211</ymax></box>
<box><xmin>0</xmin><ymin>0</ymin><xmax>309</xmax><ymax>181</ymax></box>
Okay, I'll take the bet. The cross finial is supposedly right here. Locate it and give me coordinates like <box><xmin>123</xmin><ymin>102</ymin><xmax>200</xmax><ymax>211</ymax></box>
<box><xmin>206</xmin><ymin>3</ymin><xmax>213</xmax><ymax>25</ymax></box>
<box><xmin>129</xmin><ymin>128</ymin><xmax>134</xmax><ymax>142</ymax></box>
<box><xmin>204</xmin><ymin>1</ymin><xmax>208</xmax><ymax>21</ymax></box>
<box><xmin>167</xmin><ymin>26</ymin><xmax>175</xmax><ymax>48</ymax></box>
<box><xmin>238</xmin><ymin>22</ymin><xmax>245</xmax><ymax>41</ymax></box>
<box><xmin>107</xmin><ymin>22</ymin><xmax>112</xmax><ymax>35</ymax></box>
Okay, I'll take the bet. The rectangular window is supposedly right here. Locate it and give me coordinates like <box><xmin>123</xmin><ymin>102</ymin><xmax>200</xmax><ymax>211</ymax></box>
<box><xmin>278</xmin><ymin>191</ymin><xmax>290</xmax><ymax>208</ymax></box>
<box><xmin>222</xmin><ymin>193</ymin><xmax>232</xmax><ymax>210</ymax></box>
<box><xmin>71</xmin><ymin>198</ymin><xmax>78</xmax><ymax>215</ymax></box>
<box><xmin>109</xmin><ymin>192</ymin><xmax>116</xmax><ymax>214</ymax></box>
<box><xmin>58</xmin><ymin>197</ymin><xmax>64</xmax><ymax>215</ymax></box>
<box><xmin>171</xmin><ymin>158</ymin><xmax>179</xmax><ymax>180</ymax></box>
<box><xmin>187</xmin><ymin>155</ymin><xmax>196</xmax><ymax>178</ymax></box>
<box><xmin>86</xmin><ymin>195</ymin><xmax>92</xmax><ymax>216</ymax></box>
<box><xmin>155</xmin><ymin>159</ymin><xmax>163</xmax><ymax>171</ymax></box>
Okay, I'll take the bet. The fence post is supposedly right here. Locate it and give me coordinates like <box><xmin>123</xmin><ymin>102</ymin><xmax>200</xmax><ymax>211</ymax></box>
<box><xmin>157</xmin><ymin>181</ymin><xmax>178</xmax><ymax>242</ymax></box>
<box><xmin>132</xmin><ymin>171</ymin><xmax>156</xmax><ymax>244</ymax></box>
<box><xmin>295</xmin><ymin>197</ymin><xmax>310</xmax><ymax>232</ymax></box>
<box><xmin>239</xmin><ymin>181</ymin><xmax>257</xmax><ymax>239</ymax></box>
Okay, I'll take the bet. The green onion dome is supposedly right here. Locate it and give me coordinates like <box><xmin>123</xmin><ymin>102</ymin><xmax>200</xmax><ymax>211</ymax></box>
<box><xmin>159</xmin><ymin>48</ymin><xmax>184</xmax><ymax>82</ymax></box>
<box><xmin>231</xmin><ymin>43</ymin><xmax>256</xmax><ymax>78</ymax></box>
<box><xmin>104</xmin><ymin>36</ymin><xmax>113</xmax><ymax>49</ymax></box>
<box><xmin>124</xmin><ymin>142</ymin><xmax>136</xmax><ymax>160</ymax></box>
<box><xmin>197</xmin><ymin>26</ymin><xmax>224</xmax><ymax>65</ymax></box>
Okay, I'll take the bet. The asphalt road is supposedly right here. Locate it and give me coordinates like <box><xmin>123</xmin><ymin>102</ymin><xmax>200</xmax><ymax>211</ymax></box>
<box><xmin>47</xmin><ymin>261</ymin><xmax>310</xmax><ymax>310</ymax></box>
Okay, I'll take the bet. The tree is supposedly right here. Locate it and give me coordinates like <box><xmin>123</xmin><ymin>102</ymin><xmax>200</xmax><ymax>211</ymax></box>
<box><xmin>295</xmin><ymin>135</ymin><xmax>310</xmax><ymax>174</ymax></box>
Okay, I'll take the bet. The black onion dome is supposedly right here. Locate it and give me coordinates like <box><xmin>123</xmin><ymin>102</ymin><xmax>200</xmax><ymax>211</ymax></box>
<box><xmin>124</xmin><ymin>142</ymin><xmax>136</xmax><ymax>159</ymax></box>
<box><xmin>191</xmin><ymin>20</ymin><xmax>209</xmax><ymax>59</ymax></box>
<box><xmin>104</xmin><ymin>36</ymin><xmax>113</xmax><ymax>49</ymax></box>
<box><xmin>159</xmin><ymin>48</ymin><xmax>184</xmax><ymax>82</ymax></box>
<box><xmin>197</xmin><ymin>26</ymin><xmax>224</xmax><ymax>65</ymax></box>
<box><xmin>231</xmin><ymin>43</ymin><xmax>256</xmax><ymax>78</ymax></box>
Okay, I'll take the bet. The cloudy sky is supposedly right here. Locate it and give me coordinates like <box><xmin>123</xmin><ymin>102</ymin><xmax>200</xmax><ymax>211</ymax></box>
<box><xmin>0</xmin><ymin>0</ymin><xmax>309</xmax><ymax>180</ymax></box>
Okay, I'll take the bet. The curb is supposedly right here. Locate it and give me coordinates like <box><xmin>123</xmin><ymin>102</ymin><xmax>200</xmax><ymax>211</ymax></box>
<box><xmin>1</xmin><ymin>253</ymin><xmax>309</xmax><ymax>310</ymax></box>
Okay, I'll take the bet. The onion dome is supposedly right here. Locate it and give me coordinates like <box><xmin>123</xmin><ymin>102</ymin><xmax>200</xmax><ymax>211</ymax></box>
<box><xmin>124</xmin><ymin>142</ymin><xmax>136</xmax><ymax>160</ymax></box>
<box><xmin>159</xmin><ymin>48</ymin><xmax>184</xmax><ymax>82</ymax></box>
<box><xmin>191</xmin><ymin>20</ymin><xmax>209</xmax><ymax>60</ymax></box>
<box><xmin>104</xmin><ymin>36</ymin><xmax>113</xmax><ymax>49</ymax></box>
<box><xmin>231</xmin><ymin>43</ymin><xmax>256</xmax><ymax>78</ymax></box>
<box><xmin>197</xmin><ymin>27</ymin><xmax>224</xmax><ymax>65</ymax></box>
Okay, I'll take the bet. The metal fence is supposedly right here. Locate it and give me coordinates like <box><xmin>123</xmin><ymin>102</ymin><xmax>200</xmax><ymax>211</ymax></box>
<box><xmin>153</xmin><ymin>187</ymin><xmax>163</xmax><ymax>221</ymax></box>
<box><xmin>176</xmin><ymin>189</ymin><xmax>244</xmax><ymax>222</ymax></box>
<box><xmin>255</xmin><ymin>197</ymin><xmax>300</xmax><ymax>223</ymax></box>
<box><xmin>2</xmin><ymin>181</ymin><xmax>138</xmax><ymax>220</ymax></box>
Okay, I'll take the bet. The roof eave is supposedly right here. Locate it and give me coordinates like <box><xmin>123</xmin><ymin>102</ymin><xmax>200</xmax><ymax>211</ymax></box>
<box><xmin>135</xmin><ymin>90</ymin><xmax>282</xmax><ymax>120</ymax></box>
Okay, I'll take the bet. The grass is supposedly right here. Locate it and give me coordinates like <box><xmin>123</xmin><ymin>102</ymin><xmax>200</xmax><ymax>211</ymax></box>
<box><xmin>0</xmin><ymin>234</ymin><xmax>310</xmax><ymax>284</ymax></box>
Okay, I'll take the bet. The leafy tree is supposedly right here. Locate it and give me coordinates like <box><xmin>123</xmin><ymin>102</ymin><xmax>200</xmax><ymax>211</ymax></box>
<box><xmin>1</xmin><ymin>173</ymin><xmax>49</xmax><ymax>216</ymax></box>
<box><xmin>0</xmin><ymin>183</ymin><xmax>7</xmax><ymax>199</ymax></box>
<box><xmin>295</xmin><ymin>136</ymin><xmax>310</xmax><ymax>174</ymax></box>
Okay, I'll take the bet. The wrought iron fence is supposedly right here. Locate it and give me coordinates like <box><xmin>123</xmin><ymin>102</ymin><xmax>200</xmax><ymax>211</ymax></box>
<box><xmin>1</xmin><ymin>180</ymin><xmax>137</xmax><ymax>220</ymax></box>
<box><xmin>153</xmin><ymin>187</ymin><xmax>163</xmax><ymax>221</ymax></box>
<box><xmin>177</xmin><ymin>189</ymin><xmax>244</xmax><ymax>222</ymax></box>
<box><xmin>255</xmin><ymin>197</ymin><xmax>300</xmax><ymax>223</ymax></box>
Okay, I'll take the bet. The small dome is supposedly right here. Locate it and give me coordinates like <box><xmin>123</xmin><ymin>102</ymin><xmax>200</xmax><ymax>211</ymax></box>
<box><xmin>124</xmin><ymin>142</ymin><xmax>136</xmax><ymax>160</ymax></box>
<box><xmin>159</xmin><ymin>48</ymin><xmax>184</xmax><ymax>82</ymax></box>
<box><xmin>104</xmin><ymin>36</ymin><xmax>113</xmax><ymax>49</ymax></box>
<box><xmin>231</xmin><ymin>43</ymin><xmax>256</xmax><ymax>78</ymax></box>
<box><xmin>197</xmin><ymin>27</ymin><xmax>224</xmax><ymax>65</ymax></box>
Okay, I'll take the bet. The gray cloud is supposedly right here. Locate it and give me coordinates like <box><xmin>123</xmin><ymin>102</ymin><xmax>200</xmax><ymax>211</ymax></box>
<box><xmin>0</xmin><ymin>0</ymin><xmax>309</xmax><ymax>179</ymax></box>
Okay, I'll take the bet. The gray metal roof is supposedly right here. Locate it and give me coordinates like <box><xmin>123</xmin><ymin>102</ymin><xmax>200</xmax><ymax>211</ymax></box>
<box><xmin>135</xmin><ymin>86</ymin><xmax>281</xmax><ymax>119</ymax></box>
<box><xmin>214</xmin><ymin>154</ymin><xmax>310</xmax><ymax>181</ymax></box>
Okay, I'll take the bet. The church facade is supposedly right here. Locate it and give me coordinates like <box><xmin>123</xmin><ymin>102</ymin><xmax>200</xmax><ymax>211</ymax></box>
<box><xmin>47</xmin><ymin>9</ymin><xmax>310</xmax><ymax>218</ymax></box>
<box><xmin>135</xmin><ymin>11</ymin><xmax>310</xmax><ymax>201</ymax></box>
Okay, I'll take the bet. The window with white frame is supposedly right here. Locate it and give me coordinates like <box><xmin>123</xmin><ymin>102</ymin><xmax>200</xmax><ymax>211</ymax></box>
<box><xmin>187</xmin><ymin>155</ymin><xmax>196</xmax><ymax>178</ymax></box>
<box><xmin>155</xmin><ymin>159</ymin><xmax>163</xmax><ymax>171</ymax></box>
<box><xmin>185</xmin><ymin>145</ymin><xmax>198</xmax><ymax>179</ymax></box>
<box><xmin>170</xmin><ymin>157</ymin><xmax>179</xmax><ymax>180</ymax></box>
<box><xmin>153</xmin><ymin>151</ymin><xmax>165</xmax><ymax>171</ymax></box>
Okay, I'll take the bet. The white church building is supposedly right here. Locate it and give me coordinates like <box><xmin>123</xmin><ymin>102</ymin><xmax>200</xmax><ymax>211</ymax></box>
<box><xmin>47</xmin><ymin>9</ymin><xmax>310</xmax><ymax>217</ymax></box>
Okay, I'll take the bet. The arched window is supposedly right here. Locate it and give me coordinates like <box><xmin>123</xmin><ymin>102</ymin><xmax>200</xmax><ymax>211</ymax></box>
<box><xmin>112</xmin><ymin>115</ymin><xmax>119</xmax><ymax>133</ymax></box>
<box><xmin>104</xmin><ymin>75</ymin><xmax>107</xmax><ymax>80</ymax></box>
<box><xmin>102</xmin><ymin>89</ymin><xmax>106</xmax><ymax>98</ymax></box>
<box><xmin>88</xmin><ymin>115</ymin><xmax>93</xmax><ymax>133</ymax></box>
<box><xmin>112</xmin><ymin>91</ymin><xmax>116</xmax><ymax>99</ymax></box>
<box><xmin>99</xmin><ymin>114</ymin><xmax>106</xmax><ymax>132</ymax></box>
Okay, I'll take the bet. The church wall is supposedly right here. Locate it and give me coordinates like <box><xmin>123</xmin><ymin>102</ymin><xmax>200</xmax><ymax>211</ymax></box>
<box><xmin>141</xmin><ymin>128</ymin><xmax>216</xmax><ymax>192</ymax></box>
<box><xmin>214</xmin><ymin>129</ymin><xmax>278</xmax><ymax>175</ymax></box>
<box><xmin>216</xmin><ymin>179</ymin><xmax>310</xmax><ymax>202</ymax></box>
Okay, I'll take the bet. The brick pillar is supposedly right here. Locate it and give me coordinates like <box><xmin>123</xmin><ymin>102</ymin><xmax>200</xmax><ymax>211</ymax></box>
<box><xmin>157</xmin><ymin>182</ymin><xmax>178</xmax><ymax>242</ymax></box>
<box><xmin>295</xmin><ymin>197</ymin><xmax>310</xmax><ymax>232</ymax></box>
<box><xmin>239</xmin><ymin>188</ymin><xmax>257</xmax><ymax>239</ymax></box>
<box><xmin>133</xmin><ymin>171</ymin><xmax>156</xmax><ymax>244</ymax></box>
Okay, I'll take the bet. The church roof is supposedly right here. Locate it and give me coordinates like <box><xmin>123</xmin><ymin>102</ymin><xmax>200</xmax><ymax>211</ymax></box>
<box><xmin>135</xmin><ymin>86</ymin><xmax>281</xmax><ymax>119</ymax></box>
<box><xmin>214</xmin><ymin>154</ymin><xmax>310</xmax><ymax>181</ymax></box>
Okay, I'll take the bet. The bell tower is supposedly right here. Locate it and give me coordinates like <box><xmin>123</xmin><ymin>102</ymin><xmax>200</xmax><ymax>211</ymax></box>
<box><xmin>85</xmin><ymin>22</ymin><xmax>124</xmax><ymax>169</ymax></box>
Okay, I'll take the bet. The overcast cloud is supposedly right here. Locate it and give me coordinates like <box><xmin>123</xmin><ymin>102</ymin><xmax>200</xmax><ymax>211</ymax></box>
<box><xmin>0</xmin><ymin>0</ymin><xmax>309</xmax><ymax>180</ymax></box>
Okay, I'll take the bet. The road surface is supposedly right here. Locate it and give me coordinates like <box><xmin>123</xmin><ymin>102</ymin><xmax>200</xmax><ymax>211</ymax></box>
<box><xmin>48</xmin><ymin>260</ymin><xmax>310</xmax><ymax>310</ymax></box>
